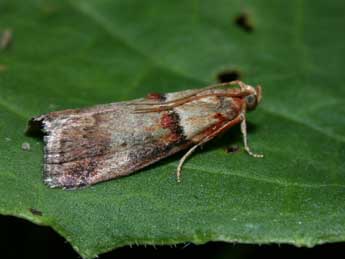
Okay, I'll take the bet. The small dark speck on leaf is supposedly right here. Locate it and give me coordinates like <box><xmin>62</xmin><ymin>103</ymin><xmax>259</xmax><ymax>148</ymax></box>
<box><xmin>29</xmin><ymin>208</ymin><xmax>43</xmax><ymax>216</ymax></box>
<box><xmin>225</xmin><ymin>145</ymin><xmax>240</xmax><ymax>154</ymax></box>
<box><xmin>235</xmin><ymin>13</ymin><xmax>254</xmax><ymax>32</ymax></box>
<box><xmin>217</xmin><ymin>70</ymin><xmax>241</xmax><ymax>83</ymax></box>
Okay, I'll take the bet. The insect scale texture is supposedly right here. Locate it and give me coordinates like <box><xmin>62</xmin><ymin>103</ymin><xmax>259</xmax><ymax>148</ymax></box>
<box><xmin>27</xmin><ymin>80</ymin><xmax>263</xmax><ymax>189</ymax></box>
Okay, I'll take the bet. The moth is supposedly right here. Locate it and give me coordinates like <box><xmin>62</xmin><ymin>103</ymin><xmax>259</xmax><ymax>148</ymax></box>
<box><xmin>27</xmin><ymin>80</ymin><xmax>263</xmax><ymax>189</ymax></box>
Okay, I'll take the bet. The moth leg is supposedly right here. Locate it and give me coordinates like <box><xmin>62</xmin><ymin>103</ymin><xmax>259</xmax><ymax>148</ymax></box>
<box><xmin>176</xmin><ymin>111</ymin><xmax>263</xmax><ymax>182</ymax></box>
<box><xmin>133</xmin><ymin>105</ymin><xmax>172</xmax><ymax>113</ymax></box>
<box><xmin>240</xmin><ymin>112</ymin><xmax>264</xmax><ymax>158</ymax></box>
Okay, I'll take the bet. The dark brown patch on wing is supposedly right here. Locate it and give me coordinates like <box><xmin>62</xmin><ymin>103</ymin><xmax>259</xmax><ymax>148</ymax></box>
<box><xmin>127</xmin><ymin>143</ymin><xmax>164</xmax><ymax>165</ymax></box>
<box><xmin>45</xmin><ymin>157</ymin><xmax>100</xmax><ymax>188</ymax></box>
<box><xmin>45</xmin><ymin>113</ymin><xmax>111</xmax><ymax>164</ymax></box>
<box><xmin>31</xmin><ymin>111</ymin><xmax>113</xmax><ymax>188</ymax></box>
<box><xmin>160</xmin><ymin>111</ymin><xmax>186</xmax><ymax>143</ymax></box>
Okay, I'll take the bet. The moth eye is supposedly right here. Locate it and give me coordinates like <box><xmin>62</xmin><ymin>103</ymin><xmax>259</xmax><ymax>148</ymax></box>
<box><xmin>245</xmin><ymin>94</ymin><xmax>257</xmax><ymax>109</ymax></box>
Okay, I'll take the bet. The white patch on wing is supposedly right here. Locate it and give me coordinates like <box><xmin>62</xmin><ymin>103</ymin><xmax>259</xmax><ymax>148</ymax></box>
<box><xmin>174</xmin><ymin>99</ymin><xmax>219</xmax><ymax>140</ymax></box>
<box><xmin>164</xmin><ymin>89</ymin><xmax>201</xmax><ymax>102</ymax></box>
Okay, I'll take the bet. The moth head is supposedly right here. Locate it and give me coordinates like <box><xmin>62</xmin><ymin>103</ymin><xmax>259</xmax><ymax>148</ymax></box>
<box><xmin>245</xmin><ymin>85</ymin><xmax>262</xmax><ymax>110</ymax></box>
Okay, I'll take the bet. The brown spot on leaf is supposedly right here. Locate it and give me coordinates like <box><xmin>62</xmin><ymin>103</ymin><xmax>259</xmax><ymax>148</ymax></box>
<box><xmin>235</xmin><ymin>13</ymin><xmax>254</xmax><ymax>32</ymax></box>
<box><xmin>0</xmin><ymin>64</ymin><xmax>7</xmax><ymax>72</ymax></box>
<box><xmin>225</xmin><ymin>145</ymin><xmax>239</xmax><ymax>154</ymax></box>
<box><xmin>217</xmin><ymin>69</ymin><xmax>241</xmax><ymax>83</ymax></box>
<box><xmin>29</xmin><ymin>208</ymin><xmax>43</xmax><ymax>216</ymax></box>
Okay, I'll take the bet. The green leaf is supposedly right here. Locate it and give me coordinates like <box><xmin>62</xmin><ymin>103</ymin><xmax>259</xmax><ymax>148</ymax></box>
<box><xmin>1</xmin><ymin>0</ymin><xmax>345</xmax><ymax>258</ymax></box>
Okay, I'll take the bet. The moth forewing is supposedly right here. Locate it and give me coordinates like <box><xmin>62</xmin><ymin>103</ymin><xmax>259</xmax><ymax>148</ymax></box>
<box><xmin>27</xmin><ymin>81</ymin><xmax>263</xmax><ymax>189</ymax></box>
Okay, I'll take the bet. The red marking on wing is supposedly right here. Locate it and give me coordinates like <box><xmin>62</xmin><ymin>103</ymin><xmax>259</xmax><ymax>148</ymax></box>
<box><xmin>160</xmin><ymin>112</ymin><xmax>184</xmax><ymax>143</ymax></box>
<box><xmin>147</xmin><ymin>92</ymin><xmax>163</xmax><ymax>100</ymax></box>
<box><xmin>166</xmin><ymin>133</ymin><xmax>180</xmax><ymax>142</ymax></box>
<box><xmin>191</xmin><ymin>108</ymin><xmax>241</xmax><ymax>143</ymax></box>
<box><xmin>161</xmin><ymin>113</ymin><xmax>173</xmax><ymax>128</ymax></box>
<box><xmin>214</xmin><ymin>112</ymin><xmax>227</xmax><ymax>121</ymax></box>
<box><xmin>232</xmin><ymin>97</ymin><xmax>244</xmax><ymax>111</ymax></box>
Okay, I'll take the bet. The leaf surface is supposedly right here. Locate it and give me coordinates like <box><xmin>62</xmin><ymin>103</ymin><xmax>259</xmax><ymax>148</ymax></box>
<box><xmin>1</xmin><ymin>0</ymin><xmax>345</xmax><ymax>258</ymax></box>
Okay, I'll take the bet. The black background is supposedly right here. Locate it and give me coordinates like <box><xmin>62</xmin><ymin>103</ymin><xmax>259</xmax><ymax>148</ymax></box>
<box><xmin>2</xmin><ymin>215</ymin><xmax>345</xmax><ymax>259</ymax></box>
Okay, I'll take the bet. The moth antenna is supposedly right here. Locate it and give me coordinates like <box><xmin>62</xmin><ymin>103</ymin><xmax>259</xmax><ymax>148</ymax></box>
<box><xmin>129</xmin><ymin>81</ymin><xmax>241</xmax><ymax>107</ymax></box>
<box><xmin>133</xmin><ymin>92</ymin><xmax>246</xmax><ymax>114</ymax></box>
<box><xmin>228</xmin><ymin>80</ymin><xmax>246</xmax><ymax>89</ymax></box>
<box><xmin>133</xmin><ymin>105</ymin><xmax>173</xmax><ymax>113</ymax></box>
<box><xmin>176</xmin><ymin>144</ymin><xmax>201</xmax><ymax>182</ymax></box>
